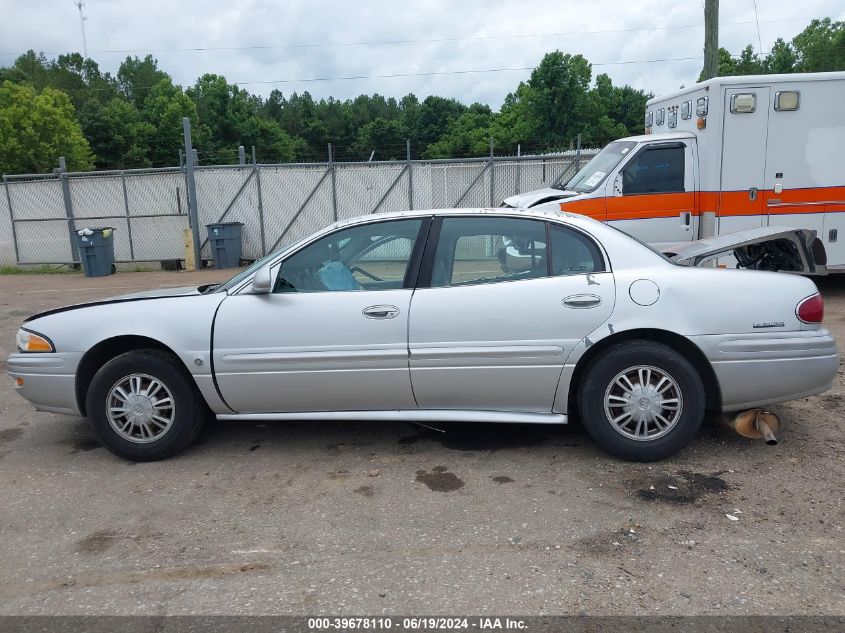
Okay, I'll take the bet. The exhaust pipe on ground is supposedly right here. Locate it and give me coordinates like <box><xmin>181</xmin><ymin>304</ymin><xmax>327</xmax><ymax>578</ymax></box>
<box><xmin>724</xmin><ymin>408</ymin><xmax>779</xmax><ymax>445</ymax></box>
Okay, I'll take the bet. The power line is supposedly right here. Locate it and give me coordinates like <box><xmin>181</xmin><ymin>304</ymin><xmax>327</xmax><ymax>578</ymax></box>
<box><xmin>0</xmin><ymin>15</ymin><xmax>827</xmax><ymax>57</ymax></box>
<box><xmin>752</xmin><ymin>0</ymin><xmax>765</xmax><ymax>54</ymax></box>
<box><xmin>35</xmin><ymin>56</ymin><xmax>705</xmax><ymax>92</ymax></box>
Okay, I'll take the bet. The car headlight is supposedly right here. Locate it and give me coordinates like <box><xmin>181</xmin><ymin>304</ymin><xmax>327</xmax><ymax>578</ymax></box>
<box><xmin>16</xmin><ymin>329</ymin><xmax>55</xmax><ymax>353</ymax></box>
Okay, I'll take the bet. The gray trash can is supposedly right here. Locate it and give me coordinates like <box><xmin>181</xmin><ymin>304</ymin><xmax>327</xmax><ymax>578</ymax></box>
<box><xmin>206</xmin><ymin>222</ymin><xmax>244</xmax><ymax>269</ymax></box>
<box><xmin>76</xmin><ymin>227</ymin><xmax>116</xmax><ymax>277</ymax></box>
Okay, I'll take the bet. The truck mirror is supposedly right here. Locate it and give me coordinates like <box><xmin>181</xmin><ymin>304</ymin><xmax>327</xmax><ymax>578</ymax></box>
<box><xmin>613</xmin><ymin>173</ymin><xmax>623</xmax><ymax>197</ymax></box>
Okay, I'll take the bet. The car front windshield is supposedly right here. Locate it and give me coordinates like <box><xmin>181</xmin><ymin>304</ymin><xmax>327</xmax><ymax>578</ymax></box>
<box><xmin>563</xmin><ymin>141</ymin><xmax>638</xmax><ymax>193</ymax></box>
<box><xmin>210</xmin><ymin>233</ymin><xmax>314</xmax><ymax>293</ymax></box>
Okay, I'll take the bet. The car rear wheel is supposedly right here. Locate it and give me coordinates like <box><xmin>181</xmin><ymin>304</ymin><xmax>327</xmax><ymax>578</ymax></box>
<box><xmin>86</xmin><ymin>350</ymin><xmax>206</xmax><ymax>461</ymax></box>
<box><xmin>579</xmin><ymin>341</ymin><xmax>705</xmax><ymax>461</ymax></box>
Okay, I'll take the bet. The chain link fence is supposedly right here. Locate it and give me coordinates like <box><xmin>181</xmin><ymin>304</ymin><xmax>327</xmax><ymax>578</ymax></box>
<box><xmin>1</xmin><ymin>150</ymin><xmax>597</xmax><ymax>267</ymax></box>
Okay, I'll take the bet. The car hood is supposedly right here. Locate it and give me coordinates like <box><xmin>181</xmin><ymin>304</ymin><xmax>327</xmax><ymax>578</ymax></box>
<box><xmin>110</xmin><ymin>285</ymin><xmax>203</xmax><ymax>300</ymax></box>
<box><xmin>23</xmin><ymin>285</ymin><xmax>209</xmax><ymax>323</ymax></box>
<box><xmin>502</xmin><ymin>188</ymin><xmax>579</xmax><ymax>208</ymax></box>
<box><xmin>666</xmin><ymin>227</ymin><xmax>827</xmax><ymax>274</ymax></box>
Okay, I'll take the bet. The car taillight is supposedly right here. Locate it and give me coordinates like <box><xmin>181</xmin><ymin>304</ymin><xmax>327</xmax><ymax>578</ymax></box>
<box><xmin>796</xmin><ymin>293</ymin><xmax>824</xmax><ymax>324</ymax></box>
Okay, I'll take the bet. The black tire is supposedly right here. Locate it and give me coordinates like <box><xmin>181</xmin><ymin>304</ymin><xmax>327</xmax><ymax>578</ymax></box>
<box><xmin>578</xmin><ymin>341</ymin><xmax>705</xmax><ymax>461</ymax></box>
<box><xmin>86</xmin><ymin>349</ymin><xmax>206</xmax><ymax>461</ymax></box>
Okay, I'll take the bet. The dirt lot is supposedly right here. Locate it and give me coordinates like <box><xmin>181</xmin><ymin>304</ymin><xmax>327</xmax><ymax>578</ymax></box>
<box><xmin>0</xmin><ymin>270</ymin><xmax>842</xmax><ymax>615</ymax></box>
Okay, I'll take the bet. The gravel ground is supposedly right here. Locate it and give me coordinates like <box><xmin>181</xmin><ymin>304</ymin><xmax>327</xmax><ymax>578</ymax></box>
<box><xmin>0</xmin><ymin>270</ymin><xmax>842</xmax><ymax>616</ymax></box>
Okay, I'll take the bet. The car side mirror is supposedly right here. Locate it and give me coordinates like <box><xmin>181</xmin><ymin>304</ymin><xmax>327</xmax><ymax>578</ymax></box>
<box><xmin>251</xmin><ymin>263</ymin><xmax>273</xmax><ymax>294</ymax></box>
<box><xmin>613</xmin><ymin>173</ymin><xmax>623</xmax><ymax>197</ymax></box>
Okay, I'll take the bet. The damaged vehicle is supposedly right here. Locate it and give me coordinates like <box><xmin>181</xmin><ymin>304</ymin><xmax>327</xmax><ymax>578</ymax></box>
<box><xmin>7</xmin><ymin>208</ymin><xmax>838</xmax><ymax>462</ymax></box>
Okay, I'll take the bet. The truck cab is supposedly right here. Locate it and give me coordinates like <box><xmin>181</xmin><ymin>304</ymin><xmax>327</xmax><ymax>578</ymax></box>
<box><xmin>503</xmin><ymin>71</ymin><xmax>845</xmax><ymax>268</ymax></box>
<box><xmin>504</xmin><ymin>132</ymin><xmax>700</xmax><ymax>250</ymax></box>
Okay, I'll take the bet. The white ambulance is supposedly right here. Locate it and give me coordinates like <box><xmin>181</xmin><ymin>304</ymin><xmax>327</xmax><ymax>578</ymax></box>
<box><xmin>502</xmin><ymin>71</ymin><xmax>845</xmax><ymax>270</ymax></box>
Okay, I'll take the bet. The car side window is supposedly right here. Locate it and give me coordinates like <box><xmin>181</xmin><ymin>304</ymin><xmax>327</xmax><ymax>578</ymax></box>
<box><xmin>622</xmin><ymin>145</ymin><xmax>685</xmax><ymax>195</ymax></box>
<box><xmin>430</xmin><ymin>217</ymin><xmax>547</xmax><ymax>288</ymax></box>
<box><xmin>549</xmin><ymin>224</ymin><xmax>605</xmax><ymax>275</ymax></box>
<box><xmin>274</xmin><ymin>219</ymin><xmax>423</xmax><ymax>293</ymax></box>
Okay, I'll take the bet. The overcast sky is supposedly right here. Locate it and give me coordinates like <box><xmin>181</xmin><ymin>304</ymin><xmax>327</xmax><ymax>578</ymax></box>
<box><xmin>1</xmin><ymin>1</ymin><xmax>843</xmax><ymax>108</ymax></box>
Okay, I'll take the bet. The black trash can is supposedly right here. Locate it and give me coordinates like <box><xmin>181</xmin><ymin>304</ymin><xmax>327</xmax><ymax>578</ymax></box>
<box><xmin>76</xmin><ymin>227</ymin><xmax>116</xmax><ymax>277</ymax></box>
<box><xmin>206</xmin><ymin>222</ymin><xmax>244</xmax><ymax>269</ymax></box>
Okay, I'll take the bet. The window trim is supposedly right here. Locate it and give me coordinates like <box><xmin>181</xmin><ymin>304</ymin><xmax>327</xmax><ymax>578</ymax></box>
<box><xmin>619</xmin><ymin>142</ymin><xmax>688</xmax><ymax>197</ymax></box>
<box><xmin>415</xmin><ymin>215</ymin><xmax>607</xmax><ymax>289</ymax></box>
<box><xmin>266</xmin><ymin>216</ymin><xmax>431</xmax><ymax>295</ymax></box>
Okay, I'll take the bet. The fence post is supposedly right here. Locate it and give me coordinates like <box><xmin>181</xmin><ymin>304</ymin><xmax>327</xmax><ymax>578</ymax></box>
<box><xmin>57</xmin><ymin>157</ymin><xmax>80</xmax><ymax>263</ymax></box>
<box><xmin>182</xmin><ymin>117</ymin><xmax>202</xmax><ymax>271</ymax></box>
<box><xmin>238</xmin><ymin>145</ymin><xmax>246</xmax><ymax>166</ymax></box>
<box><xmin>515</xmin><ymin>144</ymin><xmax>521</xmax><ymax>195</ymax></box>
<box><xmin>120</xmin><ymin>171</ymin><xmax>135</xmax><ymax>261</ymax></box>
<box><xmin>575</xmin><ymin>134</ymin><xmax>582</xmax><ymax>171</ymax></box>
<box><xmin>3</xmin><ymin>175</ymin><xmax>21</xmax><ymax>265</ymax></box>
<box><xmin>328</xmin><ymin>143</ymin><xmax>338</xmax><ymax>222</ymax></box>
<box><xmin>406</xmin><ymin>139</ymin><xmax>413</xmax><ymax>211</ymax></box>
<box><xmin>488</xmin><ymin>138</ymin><xmax>495</xmax><ymax>207</ymax></box>
<box><xmin>253</xmin><ymin>146</ymin><xmax>267</xmax><ymax>256</ymax></box>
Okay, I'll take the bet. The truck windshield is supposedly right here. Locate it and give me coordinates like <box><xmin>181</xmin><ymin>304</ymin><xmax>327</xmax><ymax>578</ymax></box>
<box><xmin>563</xmin><ymin>141</ymin><xmax>638</xmax><ymax>193</ymax></box>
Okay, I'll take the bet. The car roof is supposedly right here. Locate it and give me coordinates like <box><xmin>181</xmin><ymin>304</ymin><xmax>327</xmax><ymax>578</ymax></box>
<box><xmin>331</xmin><ymin>206</ymin><xmax>604</xmax><ymax>232</ymax></box>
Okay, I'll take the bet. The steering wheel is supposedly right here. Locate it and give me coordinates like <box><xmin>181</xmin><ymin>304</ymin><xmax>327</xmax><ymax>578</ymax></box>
<box><xmin>349</xmin><ymin>266</ymin><xmax>383</xmax><ymax>282</ymax></box>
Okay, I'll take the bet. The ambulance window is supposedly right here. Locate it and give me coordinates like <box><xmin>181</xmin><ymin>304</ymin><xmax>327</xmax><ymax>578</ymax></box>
<box><xmin>681</xmin><ymin>100</ymin><xmax>692</xmax><ymax>119</ymax></box>
<box><xmin>645</xmin><ymin>111</ymin><xmax>653</xmax><ymax>127</ymax></box>
<box><xmin>655</xmin><ymin>108</ymin><xmax>665</xmax><ymax>126</ymax></box>
<box><xmin>668</xmin><ymin>110</ymin><xmax>678</xmax><ymax>128</ymax></box>
<box><xmin>622</xmin><ymin>145</ymin><xmax>685</xmax><ymax>195</ymax></box>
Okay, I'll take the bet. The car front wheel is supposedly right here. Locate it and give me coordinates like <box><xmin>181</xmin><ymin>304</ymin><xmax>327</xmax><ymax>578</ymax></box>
<box><xmin>86</xmin><ymin>350</ymin><xmax>206</xmax><ymax>461</ymax></box>
<box><xmin>579</xmin><ymin>341</ymin><xmax>705</xmax><ymax>461</ymax></box>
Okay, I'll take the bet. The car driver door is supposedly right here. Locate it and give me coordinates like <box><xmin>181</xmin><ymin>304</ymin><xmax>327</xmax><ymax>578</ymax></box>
<box><xmin>212</xmin><ymin>217</ymin><xmax>427</xmax><ymax>414</ymax></box>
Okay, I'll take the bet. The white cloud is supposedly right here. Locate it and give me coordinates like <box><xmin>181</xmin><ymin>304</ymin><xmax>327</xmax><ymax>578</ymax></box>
<box><xmin>1</xmin><ymin>0</ymin><xmax>842</xmax><ymax>107</ymax></box>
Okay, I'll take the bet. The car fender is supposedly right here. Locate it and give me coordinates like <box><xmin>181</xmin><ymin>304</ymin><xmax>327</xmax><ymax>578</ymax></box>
<box><xmin>22</xmin><ymin>293</ymin><xmax>229</xmax><ymax>414</ymax></box>
<box><xmin>552</xmin><ymin>266</ymin><xmax>820</xmax><ymax>413</ymax></box>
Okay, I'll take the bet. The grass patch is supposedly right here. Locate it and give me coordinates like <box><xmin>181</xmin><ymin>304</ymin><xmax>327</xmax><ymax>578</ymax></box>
<box><xmin>0</xmin><ymin>265</ymin><xmax>80</xmax><ymax>275</ymax></box>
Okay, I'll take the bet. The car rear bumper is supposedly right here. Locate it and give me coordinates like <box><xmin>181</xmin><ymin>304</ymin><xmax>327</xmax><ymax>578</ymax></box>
<box><xmin>7</xmin><ymin>352</ymin><xmax>83</xmax><ymax>416</ymax></box>
<box><xmin>691</xmin><ymin>329</ymin><xmax>839</xmax><ymax>412</ymax></box>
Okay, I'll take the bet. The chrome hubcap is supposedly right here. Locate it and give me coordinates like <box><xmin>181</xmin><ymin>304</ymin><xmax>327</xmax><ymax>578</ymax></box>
<box><xmin>604</xmin><ymin>365</ymin><xmax>683</xmax><ymax>441</ymax></box>
<box><xmin>106</xmin><ymin>373</ymin><xmax>175</xmax><ymax>443</ymax></box>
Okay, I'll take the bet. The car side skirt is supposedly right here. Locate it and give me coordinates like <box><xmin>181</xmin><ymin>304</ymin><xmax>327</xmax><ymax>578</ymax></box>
<box><xmin>216</xmin><ymin>410</ymin><xmax>568</xmax><ymax>425</ymax></box>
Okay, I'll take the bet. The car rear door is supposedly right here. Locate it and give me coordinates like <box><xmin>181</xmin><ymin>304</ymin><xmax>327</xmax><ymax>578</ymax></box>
<box><xmin>407</xmin><ymin>216</ymin><xmax>615</xmax><ymax>413</ymax></box>
<box><xmin>212</xmin><ymin>217</ymin><xmax>427</xmax><ymax>414</ymax></box>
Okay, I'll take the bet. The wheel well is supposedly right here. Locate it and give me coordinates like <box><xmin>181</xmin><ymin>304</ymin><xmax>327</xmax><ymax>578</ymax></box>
<box><xmin>567</xmin><ymin>328</ymin><xmax>722</xmax><ymax>415</ymax></box>
<box><xmin>75</xmin><ymin>336</ymin><xmax>191</xmax><ymax>416</ymax></box>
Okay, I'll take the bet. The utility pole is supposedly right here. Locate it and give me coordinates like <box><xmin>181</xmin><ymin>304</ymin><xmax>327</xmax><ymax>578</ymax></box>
<box><xmin>702</xmin><ymin>0</ymin><xmax>719</xmax><ymax>80</ymax></box>
<box><xmin>75</xmin><ymin>1</ymin><xmax>88</xmax><ymax>58</ymax></box>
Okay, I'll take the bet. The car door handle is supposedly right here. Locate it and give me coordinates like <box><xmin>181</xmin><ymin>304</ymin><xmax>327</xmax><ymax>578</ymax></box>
<box><xmin>680</xmin><ymin>211</ymin><xmax>691</xmax><ymax>227</ymax></box>
<box><xmin>562</xmin><ymin>294</ymin><xmax>602</xmax><ymax>309</ymax></box>
<box><xmin>362</xmin><ymin>305</ymin><xmax>400</xmax><ymax>319</ymax></box>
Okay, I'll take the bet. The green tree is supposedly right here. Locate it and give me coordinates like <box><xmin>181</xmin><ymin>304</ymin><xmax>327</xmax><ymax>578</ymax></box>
<box><xmin>523</xmin><ymin>51</ymin><xmax>593</xmax><ymax>147</ymax></box>
<box><xmin>423</xmin><ymin>104</ymin><xmax>492</xmax><ymax>159</ymax></box>
<box><xmin>412</xmin><ymin>96</ymin><xmax>466</xmax><ymax>148</ymax></box>
<box><xmin>117</xmin><ymin>55</ymin><xmax>169</xmax><ymax>107</ymax></box>
<box><xmin>792</xmin><ymin>18</ymin><xmax>845</xmax><ymax>71</ymax></box>
<box><xmin>138</xmin><ymin>78</ymin><xmax>199</xmax><ymax>166</ymax></box>
<box><xmin>0</xmin><ymin>81</ymin><xmax>94</xmax><ymax>173</ymax></box>
<box><xmin>764</xmin><ymin>38</ymin><xmax>797</xmax><ymax>73</ymax></box>
<box><xmin>352</xmin><ymin>117</ymin><xmax>408</xmax><ymax>160</ymax></box>
<box><xmin>735</xmin><ymin>45</ymin><xmax>765</xmax><ymax>75</ymax></box>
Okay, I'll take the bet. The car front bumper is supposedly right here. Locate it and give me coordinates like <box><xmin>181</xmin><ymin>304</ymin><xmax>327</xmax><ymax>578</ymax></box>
<box><xmin>691</xmin><ymin>329</ymin><xmax>840</xmax><ymax>412</ymax></box>
<box><xmin>7</xmin><ymin>352</ymin><xmax>83</xmax><ymax>416</ymax></box>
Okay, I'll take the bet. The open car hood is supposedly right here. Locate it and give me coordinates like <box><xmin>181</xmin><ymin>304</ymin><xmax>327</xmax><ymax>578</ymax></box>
<box><xmin>502</xmin><ymin>188</ymin><xmax>578</xmax><ymax>209</ymax></box>
<box><xmin>665</xmin><ymin>227</ymin><xmax>827</xmax><ymax>275</ymax></box>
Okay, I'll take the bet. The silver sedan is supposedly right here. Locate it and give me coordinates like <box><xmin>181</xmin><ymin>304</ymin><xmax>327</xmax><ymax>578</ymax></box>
<box><xmin>7</xmin><ymin>208</ymin><xmax>839</xmax><ymax>461</ymax></box>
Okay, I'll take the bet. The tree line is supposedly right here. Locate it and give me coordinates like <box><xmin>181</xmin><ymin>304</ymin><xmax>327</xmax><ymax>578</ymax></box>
<box><xmin>0</xmin><ymin>17</ymin><xmax>842</xmax><ymax>175</ymax></box>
